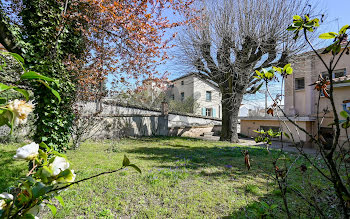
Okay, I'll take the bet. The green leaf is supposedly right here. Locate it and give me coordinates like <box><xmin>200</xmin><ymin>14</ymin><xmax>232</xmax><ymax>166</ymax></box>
<box><xmin>23</xmin><ymin>214</ymin><xmax>36</xmax><ymax>219</ymax></box>
<box><xmin>21</xmin><ymin>71</ymin><xmax>59</xmax><ymax>86</ymax></box>
<box><xmin>270</xmin><ymin>204</ymin><xmax>278</xmax><ymax>209</ymax></box>
<box><xmin>340</xmin><ymin>111</ymin><xmax>349</xmax><ymax>118</ymax></box>
<box><xmin>39</xmin><ymin>142</ymin><xmax>50</xmax><ymax>150</ymax></box>
<box><xmin>123</xmin><ymin>155</ymin><xmax>130</xmax><ymax>166</ymax></box>
<box><xmin>56</xmin><ymin>169</ymin><xmax>75</xmax><ymax>183</ymax></box>
<box><xmin>332</xmin><ymin>44</ymin><xmax>341</xmax><ymax>55</ymax></box>
<box><xmin>339</xmin><ymin>25</ymin><xmax>350</xmax><ymax>34</ymax></box>
<box><xmin>37</xmin><ymin>80</ymin><xmax>61</xmax><ymax>103</ymax></box>
<box><xmin>39</xmin><ymin>149</ymin><xmax>48</xmax><ymax>162</ymax></box>
<box><xmin>0</xmin><ymin>97</ymin><xmax>6</xmax><ymax>105</ymax></box>
<box><xmin>319</xmin><ymin>32</ymin><xmax>338</xmax><ymax>39</ymax></box>
<box><xmin>128</xmin><ymin>164</ymin><xmax>142</xmax><ymax>173</ymax></box>
<box><xmin>286</xmin><ymin>25</ymin><xmax>297</xmax><ymax>31</ymax></box>
<box><xmin>0</xmin><ymin>83</ymin><xmax>12</xmax><ymax>92</ymax></box>
<box><xmin>342</xmin><ymin>122</ymin><xmax>350</xmax><ymax>129</ymax></box>
<box><xmin>51</xmin><ymin>150</ymin><xmax>67</xmax><ymax>159</ymax></box>
<box><xmin>251</xmin><ymin>83</ymin><xmax>263</xmax><ymax>94</ymax></box>
<box><xmin>9</xmin><ymin>53</ymin><xmax>24</xmax><ymax>64</ymax></box>
<box><xmin>55</xmin><ymin>195</ymin><xmax>65</xmax><ymax>207</ymax></box>
<box><xmin>41</xmin><ymin>166</ymin><xmax>53</xmax><ymax>178</ymax></box>
<box><xmin>286</xmin><ymin>67</ymin><xmax>293</xmax><ymax>75</ymax></box>
<box><xmin>293</xmin><ymin>15</ymin><xmax>302</xmax><ymax>21</ymax></box>
<box><xmin>283</xmin><ymin>63</ymin><xmax>291</xmax><ymax>72</ymax></box>
<box><xmin>261</xmin><ymin>201</ymin><xmax>269</xmax><ymax>209</ymax></box>
<box><xmin>322</xmin><ymin>44</ymin><xmax>334</xmax><ymax>54</ymax></box>
<box><xmin>47</xmin><ymin>204</ymin><xmax>57</xmax><ymax>216</ymax></box>
<box><xmin>13</xmin><ymin>88</ymin><xmax>30</xmax><ymax>101</ymax></box>
<box><xmin>0</xmin><ymin>111</ymin><xmax>9</xmax><ymax>127</ymax></box>
<box><xmin>32</xmin><ymin>182</ymin><xmax>52</xmax><ymax>198</ymax></box>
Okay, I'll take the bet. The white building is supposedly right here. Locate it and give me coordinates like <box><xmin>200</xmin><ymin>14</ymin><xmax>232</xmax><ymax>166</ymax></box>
<box><xmin>168</xmin><ymin>73</ymin><xmax>222</xmax><ymax>118</ymax></box>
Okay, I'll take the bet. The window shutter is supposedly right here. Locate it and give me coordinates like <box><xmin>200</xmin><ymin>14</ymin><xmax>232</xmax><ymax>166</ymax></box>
<box><xmin>213</xmin><ymin>108</ymin><xmax>216</xmax><ymax>117</ymax></box>
<box><xmin>202</xmin><ymin>108</ymin><xmax>206</xmax><ymax>116</ymax></box>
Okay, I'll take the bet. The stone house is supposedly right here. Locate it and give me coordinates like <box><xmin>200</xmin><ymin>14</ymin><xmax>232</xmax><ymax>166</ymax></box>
<box><xmin>168</xmin><ymin>73</ymin><xmax>222</xmax><ymax>118</ymax></box>
<box><xmin>240</xmin><ymin>48</ymin><xmax>350</xmax><ymax>145</ymax></box>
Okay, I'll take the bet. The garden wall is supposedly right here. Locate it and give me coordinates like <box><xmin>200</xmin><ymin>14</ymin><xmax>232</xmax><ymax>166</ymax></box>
<box><xmin>79</xmin><ymin>100</ymin><xmax>222</xmax><ymax>139</ymax></box>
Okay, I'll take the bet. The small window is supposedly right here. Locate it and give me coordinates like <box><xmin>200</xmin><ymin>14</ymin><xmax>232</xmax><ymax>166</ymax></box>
<box><xmin>321</xmin><ymin>69</ymin><xmax>346</xmax><ymax>79</ymax></box>
<box><xmin>169</xmin><ymin>84</ymin><xmax>174</xmax><ymax>88</ymax></box>
<box><xmin>181</xmin><ymin>81</ymin><xmax>184</xmax><ymax>85</ymax></box>
<box><xmin>171</xmin><ymin>94</ymin><xmax>174</xmax><ymax>100</ymax></box>
<box><xmin>180</xmin><ymin>92</ymin><xmax>184</xmax><ymax>101</ymax></box>
<box><xmin>295</xmin><ymin>78</ymin><xmax>305</xmax><ymax>90</ymax></box>
<box><xmin>206</xmin><ymin>91</ymin><xmax>212</xmax><ymax>101</ymax></box>
<box><xmin>334</xmin><ymin>69</ymin><xmax>346</xmax><ymax>78</ymax></box>
<box><xmin>206</xmin><ymin>108</ymin><xmax>212</xmax><ymax>117</ymax></box>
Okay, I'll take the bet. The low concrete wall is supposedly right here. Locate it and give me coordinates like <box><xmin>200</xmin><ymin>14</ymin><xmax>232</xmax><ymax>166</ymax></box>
<box><xmin>240</xmin><ymin>117</ymin><xmax>314</xmax><ymax>144</ymax></box>
<box><xmin>168</xmin><ymin>125</ymin><xmax>221</xmax><ymax>138</ymax></box>
<box><xmin>78</xmin><ymin>101</ymin><xmax>222</xmax><ymax>139</ymax></box>
<box><xmin>90</xmin><ymin>115</ymin><xmax>168</xmax><ymax>139</ymax></box>
<box><xmin>168</xmin><ymin>113</ymin><xmax>221</xmax><ymax>128</ymax></box>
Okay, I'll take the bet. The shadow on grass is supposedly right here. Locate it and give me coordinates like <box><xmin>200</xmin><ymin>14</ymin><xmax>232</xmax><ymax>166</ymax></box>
<box><xmin>124</xmin><ymin>138</ymin><xmax>280</xmax><ymax>177</ymax></box>
<box><xmin>0</xmin><ymin>149</ymin><xmax>27</xmax><ymax>191</ymax></box>
<box><xmin>135</xmin><ymin>136</ymin><xmax>203</xmax><ymax>142</ymax></box>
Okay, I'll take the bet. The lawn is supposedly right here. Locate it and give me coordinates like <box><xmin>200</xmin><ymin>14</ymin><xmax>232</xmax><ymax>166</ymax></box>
<box><xmin>0</xmin><ymin>137</ymin><xmax>333</xmax><ymax>218</ymax></box>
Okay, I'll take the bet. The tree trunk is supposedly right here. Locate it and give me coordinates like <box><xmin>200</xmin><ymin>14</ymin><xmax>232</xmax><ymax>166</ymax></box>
<box><xmin>230</xmin><ymin>101</ymin><xmax>241</xmax><ymax>143</ymax></box>
<box><xmin>220</xmin><ymin>97</ymin><xmax>232</xmax><ymax>141</ymax></box>
<box><xmin>220</xmin><ymin>87</ymin><xmax>243</xmax><ymax>143</ymax></box>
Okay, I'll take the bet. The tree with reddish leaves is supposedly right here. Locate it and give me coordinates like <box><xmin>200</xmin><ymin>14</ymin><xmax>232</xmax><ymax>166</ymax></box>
<box><xmin>0</xmin><ymin>0</ymin><xmax>196</xmax><ymax>150</ymax></box>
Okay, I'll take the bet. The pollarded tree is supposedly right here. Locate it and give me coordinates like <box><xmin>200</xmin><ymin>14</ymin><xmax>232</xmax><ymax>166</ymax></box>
<box><xmin>177</xmin><ymin>0</ymin><xmax>322</xmax><ymax>142</ymax></box>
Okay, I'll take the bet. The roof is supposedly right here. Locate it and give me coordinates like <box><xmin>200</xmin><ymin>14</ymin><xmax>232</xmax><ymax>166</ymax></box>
<box><xmin>171</xmin><ymin>72</ymin><xmax>219</xmax><ymax>88</ymax></box>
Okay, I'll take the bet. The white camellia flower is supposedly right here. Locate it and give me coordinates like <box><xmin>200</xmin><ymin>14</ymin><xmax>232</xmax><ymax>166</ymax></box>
<box><xmin>0</xmin><ymin>192</ymin><xmax>13</xmax><ymax>210</ymax></box>
<box><xmin>13</xmin><ymin>142</ymin><xmax>39</xmax><ymax>160</ymax></box>
<box><xmin>6</xmin><ymin>99</ymin><xmax>34</xmax><ymax>126</ymax></box>
<box><xmin>50</xmin><ymin>157</ymin><xmax>70</xmax><ymax>176</ymax></box>
<box><xmin>0</xmin><ymin>192</ymin><xmax>13</xmax><ymax>200</ymax></box>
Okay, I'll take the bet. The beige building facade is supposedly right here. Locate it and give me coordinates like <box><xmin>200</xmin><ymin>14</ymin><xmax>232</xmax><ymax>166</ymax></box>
<box><xmin>241</xmin><ymin>49</ymin><xmax>350</xmax><ymax>145</ymax></box>
<box><xmin>168</xmin><ymin>73</ymin><xmax>222</xmax><ymax>118</ymax></box>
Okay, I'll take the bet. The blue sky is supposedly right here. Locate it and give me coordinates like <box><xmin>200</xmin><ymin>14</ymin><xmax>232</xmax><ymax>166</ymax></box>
<box><xmin>108</xmin><ymin>0</ymin><xmax>350</xmax><ymax>99</ymax></box>
<box><xmin>160</xmin><ymin>0</ymin><xmax>350</xmax><ymax>81</ymax></box>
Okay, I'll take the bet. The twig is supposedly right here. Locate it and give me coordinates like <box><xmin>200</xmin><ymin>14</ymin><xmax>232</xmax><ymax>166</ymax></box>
<box><xmin>48</xmin><ymin>167</ymin><xmax>125</xmax><ymax>193</ymax></box>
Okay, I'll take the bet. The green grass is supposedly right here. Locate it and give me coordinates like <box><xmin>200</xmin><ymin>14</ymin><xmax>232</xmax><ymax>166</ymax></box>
<box><xmin>0</xmin><ymin>137</ymin><xmax>335</xmax><ymax>218</ymax></box>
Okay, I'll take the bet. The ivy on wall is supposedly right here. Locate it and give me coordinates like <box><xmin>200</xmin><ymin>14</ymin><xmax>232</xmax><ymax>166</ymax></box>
<box><xmin>17</xmin><ymin>0</ymin><xmax>85</xmax><ymax>151</ymax></box>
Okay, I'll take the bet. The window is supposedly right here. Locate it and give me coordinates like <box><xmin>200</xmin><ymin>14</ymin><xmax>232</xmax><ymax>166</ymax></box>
<box><xmin>321</xmin><ymin>69</ymin><xmax>346</xmax><ymax>79</ymax></box>
<box><xmin>181</xmin><ymin>81</ymin><xmax>184</xmax><ymax>85</ymax></box>
<box><xmin>171</xmin><ymin>94</ymin><xmax>174</xmax><ymax>100</ymax></box>
<box><xmin>169</xmin><ymin>84</ymin><xmax>174</xmax><ymax>88</ymax></box>
<box><xmin>334</xmin><ymin>69</ymin><xmax>346</xmax><ymax>78</ymax></box>
<box><xmin>206</xmin><ymin>91</ymin><xmax>212</xmax><ymax>101</ymax></box>
<box><xmin>295</xmin><ymin>77</ymin><xmax>305</xmax><ymax>90</ymax></box>
<box><xmin>206</xmin><ymin>108</ymin><xmax>212</xmax><ymax>117</ymax></box>
<box><xmin>180</xmin><ymin>92</ymin><xmax>184</xmax><ymax>101</ymax></box>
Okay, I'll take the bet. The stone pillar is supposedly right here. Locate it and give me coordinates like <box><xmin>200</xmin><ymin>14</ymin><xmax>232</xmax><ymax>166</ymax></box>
<box><xmin>161</xmin><ymin>101</ymin><xmax>168</xmax><ymax>116</ymax></box>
